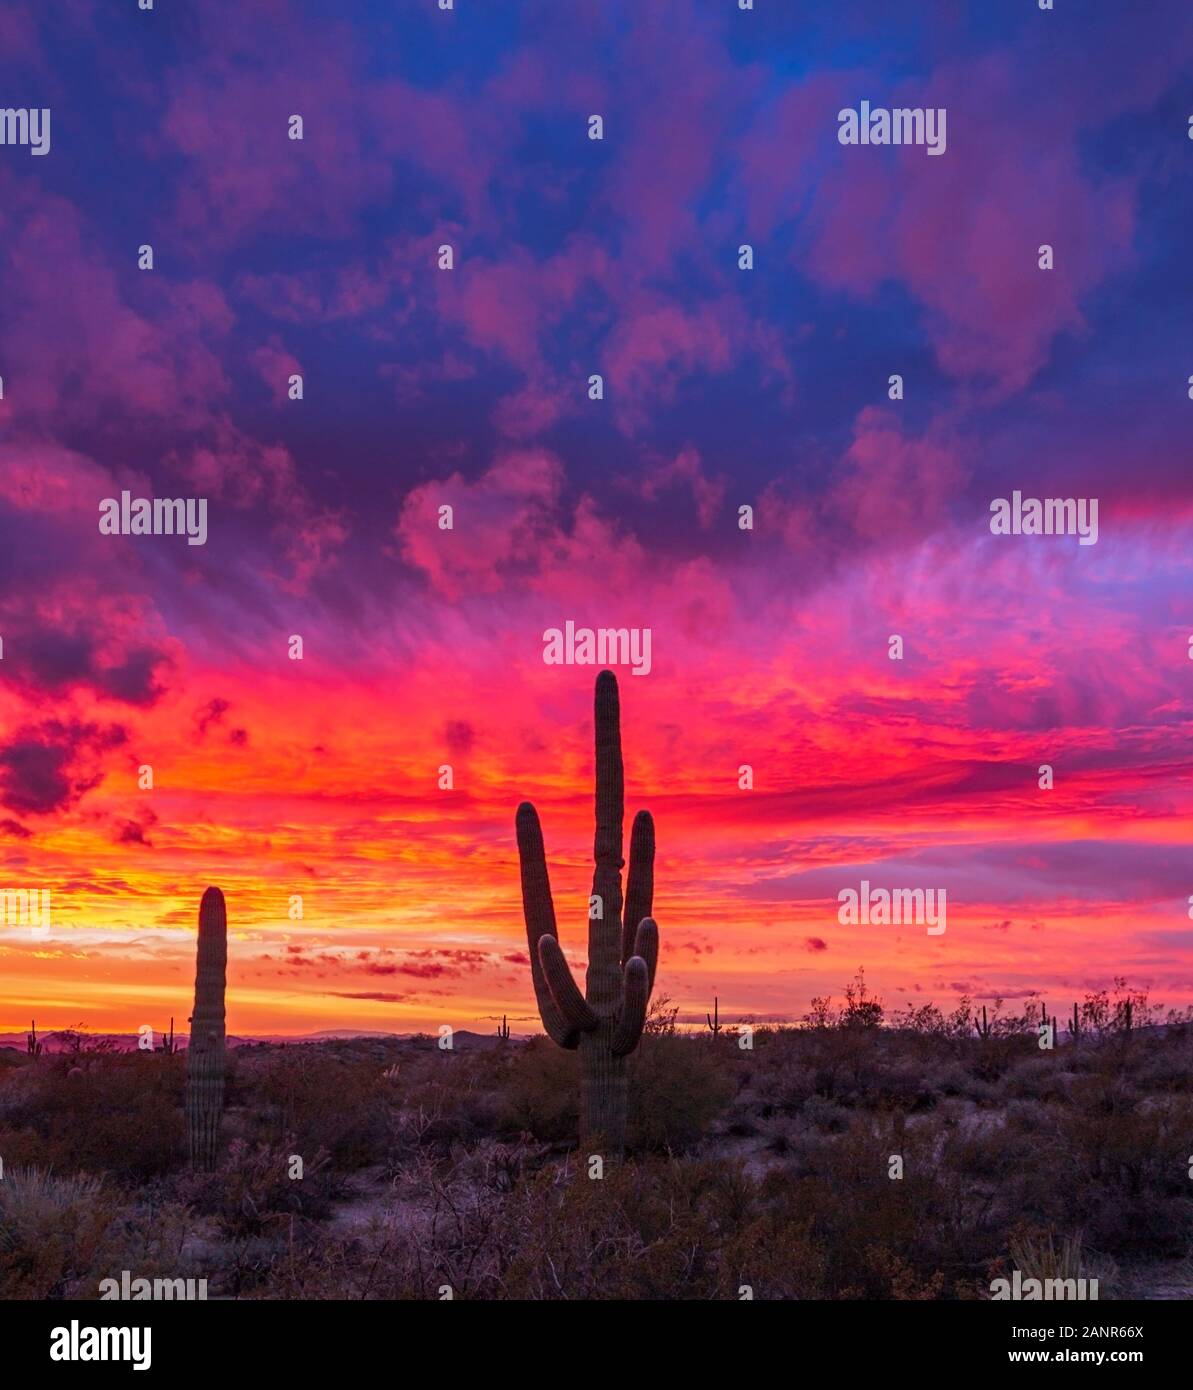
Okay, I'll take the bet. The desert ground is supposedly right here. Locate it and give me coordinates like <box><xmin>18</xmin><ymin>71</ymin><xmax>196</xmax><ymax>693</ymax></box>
<box><xmin>2</xmin><ymin>977</ymin><xmax>1190</xmax><ymax>1301</ymax></box>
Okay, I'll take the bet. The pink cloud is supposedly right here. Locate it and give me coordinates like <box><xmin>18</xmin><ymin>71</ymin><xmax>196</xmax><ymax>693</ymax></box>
<box><xmin>250</xmin><ymin>341</ymin><xmax>304</xmax><ymax>406</ymax></box>
<box><xmin>396</xmin><ymin>449</ymin><xmax>566</xmax><ymax>601</ymax></box>
<box><xmin>635</xmin><ymin>447</ymin><xmax>727</xmax><ymax>530</ymax></box>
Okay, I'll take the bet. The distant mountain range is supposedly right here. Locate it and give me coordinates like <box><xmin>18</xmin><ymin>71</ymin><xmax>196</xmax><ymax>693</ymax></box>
<box><xmin>0</xmin><ymin>1028</ymin><xmax>516</xmax><ymax>1052</ymax></box>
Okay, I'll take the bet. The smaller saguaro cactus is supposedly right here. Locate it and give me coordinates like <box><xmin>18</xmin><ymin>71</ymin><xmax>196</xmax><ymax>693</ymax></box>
<box><xmin>496</xmin><ymin>1014</ymin><xmax>511</xmax><ymax>1041</ymax></box>
<box><xmin>26</xmin><ymin>1020</ymin><xmax>41</xmax><ymax>1057</ymax></box>
<box><xmin>186</xmin><ymin>887</ymin><xmax>228</xmax><ymax>1171</ymax></box>
<box><xmin>162</xmin><ymin>1017</ymin><xmax>175</xmax><ymax>1055</ymax></box>
<box><xmin>1068</xmin><ymin>1001</ymin><xmax>1081</xmax><ymax>1039</ymax></box>
<box><xmin>707</xmin><ymin>996</ymin><xmax>722</xmax><ymax>1037</ymax></box>
<box><xmin>1039</xmin><ymin>1000</ymin><xmax>1056</xmax><ymax>1043</ymax></box>
<box><xmin>975</xmin><ymin>1005</ymin><xmax>992</xmax><ymax>1041</ymax></box>
<box><xmin>1123</xmin><ymin>999</ymin><xmax>1133</xmax><ymax>1036</ymax></box>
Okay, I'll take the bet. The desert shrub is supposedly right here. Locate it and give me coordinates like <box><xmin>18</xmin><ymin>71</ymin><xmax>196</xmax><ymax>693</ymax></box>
<box><xmin>250</xmin><ymin>1046</ymin><xmax>388</xmax><ymax>1167</ymax></box>
<box><xmin>497</xmin><ymin>1039</ymin><xmax>579</xmax><ymax>1143</ymax></box>
<box><xmin>0</xmin><ymin>1168</ymin><xmax>116</xmax><ymax>1298</ymax></box>
<box><xmin>967</xmin><ymin>1035</ymin><xmax>1034</xmax><ymax>1083</ymax></box>
<box><xmin>1131</xmin><ymin>1034</ymin><xmax>1193</xmax><ymax>1093</ymax></box>
<box><xmin>798</xmin><ymin>1093</ymin><xmax>852</xmax><ymax>1133</ymax></box>
<box><xmin>926</xmin><ymin>1059</ymin><xmax>977</xmax><ymax>1098</ymax></box>
<box><xmin>629</xmin><ymin>1033</ymin><xmax>733</xmax><ymax>1151</ymax></box>
<box><xmin>175</xmin><ymin>1138</ymin><xmax>336</xmax><ymax>1242</ymax></box>
<box><xmin>491</xmin><ymin>1157</ymin><xmax>824</xmax><ymax>1299</ymax></box>
<box><xmin>389</xmin><ymin>1047</ymin><xmax>513</xmax><ymax>1154</ymax></box>
<box><xmin>1057</xmin><ymin>1093</ymin><xmax>1193</xmax><ymax>1255</ymax></box>
<box><xmin>756</xmin><ymin>1109</ymin><xmax>801</xmax><ymax>1153</ymax></box>
<box><xmin>1003</xmin><ymin>1055</ymin><xmax>1075</xmax><ymax>1103</ymax></box>
<box><xmin>781</xmin><ymin>1114</ymin><xmax>1006</xmax><ymax>1296</ymax></box>
<box><xmin>495</xmin><ymin>1032</ymin><xmax>732</xmax><ymax>1153</ymax></box>
<box><xmin>1001</xmin><ymin>1227</ymin><xmax>1119</xmax><ymax>1297</ymax></box>
<box><xmin>0</xmin><ymin>1054</ymin><xmax>185</xmax><ymax>1182</ymax></box>
<box><xmin>740</xmin><ymin>1046</ymin><xmax>818</xmax><ymax>1113</ymax></box>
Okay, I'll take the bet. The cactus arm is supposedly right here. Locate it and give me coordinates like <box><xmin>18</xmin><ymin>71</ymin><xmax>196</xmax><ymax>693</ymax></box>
<box><xmin>622</xmin><ymin>810</ymin><xmax>655</xmax><ymax>966</ymax></box>
<box><xmin>631</xmin><ymin>916</ymin><xmax>658</xmax><ymax>993</ymax></box>
<box><xmin>516</xmin><ymin>801</ymin><xmax>577</xmax><ymax>1047</ymax></box>
<box><xmin>610</xmin><ymin>956</ymin><xmax>649</xmax><ymax>1057</ymax></box>
<box><xmin>538</xmin><ymin>935</ymin><xmax>598</xmax><ymax>1039</ymax></box>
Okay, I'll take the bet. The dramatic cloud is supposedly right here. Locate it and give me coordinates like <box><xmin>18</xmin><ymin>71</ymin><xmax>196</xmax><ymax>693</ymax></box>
<box><xmin>0</xmin><ymin>720</ymin><xmax>127</xmax><ymax>816</ymax></box>
<box><xmin>3</xmin><ymin>0</ymin><xmax>1191</xmax><ymax>1035</ymax></box>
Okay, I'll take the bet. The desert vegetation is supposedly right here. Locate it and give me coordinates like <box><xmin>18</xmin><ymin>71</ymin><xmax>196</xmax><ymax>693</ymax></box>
<box><xmin>2</xmin><ymin>971</ymin><xmax>1190</xmax><ymax>1301</ymax></box>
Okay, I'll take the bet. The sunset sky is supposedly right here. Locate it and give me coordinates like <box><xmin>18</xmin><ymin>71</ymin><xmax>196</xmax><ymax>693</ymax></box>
<box><xmin>1</xmin><ymin>0</ymin><xmax>1192</xmax><ymax>1037</ymax></box>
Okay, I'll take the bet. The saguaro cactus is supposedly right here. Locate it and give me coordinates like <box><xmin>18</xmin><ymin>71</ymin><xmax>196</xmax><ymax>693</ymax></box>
<box><xmin>516</xmin><ymin>670</ymin><xmax>659</xmax><ymax>1155</ymax></box>
<box><xmin>26</xmin><ymin>1020</ymin><xmax>40</xmax><ymax>1057</ymax></box>
<box><xmin>707</xmin><ymin>996</ymin><xmax>722</xmax><ymax>1036</ymax></box>
<box><xmin>162</xmin><ymin>1017</ymin><xmax>175</xmax><ymax>1055</ymax></box>
<box><xmin>185</xmin><ymin>887</ymin><xmax>227</xmax><ymax>1170</ymax></box>
<box><xmin>497</xmin><ymin>1014</ymin><xmax>511</xmax><ymax>1041</ymax></box>
<box><xmin>975</xmin><ymin>1005</ymin><xmax>992</xmax><ymax>1041</ymax></box>
<box><xmin>1068</xmin><ymin>1001</ymin><xmax>1081</xmax><ymax>1040</ymax></box>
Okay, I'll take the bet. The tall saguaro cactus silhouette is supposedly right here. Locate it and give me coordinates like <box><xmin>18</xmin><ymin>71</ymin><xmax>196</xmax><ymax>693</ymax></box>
<box><xmin>516</xmin><ymin>670</ymin><xmax>659</xmax><ymax>1155</ymax></box>
<box><xmin>186</xmin><ymin>887</ymin><xmax>227</xmax><ymax>1170</ymax></box>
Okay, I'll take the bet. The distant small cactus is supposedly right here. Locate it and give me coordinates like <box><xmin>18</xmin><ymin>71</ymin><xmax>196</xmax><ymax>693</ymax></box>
<box><xmin>497</xmin><ymin>1014</ymin><xmax>511</xmax><ymax>1041</ymax></box>
<box><xmin>1068</xmin><ymin>1001</ymin><xmax>1081</xmax><ymax>1040</ymax></box>
<box><xmin>975</xmin><ymin>1005</ymin><xmax>992</xmax><ymax>1041</ymax></box>
<box><xmin>26</xmin><ymin>1019</ymin><xmax>41</xmax><ymax>1057</ymax></box>
<box><xmin>707</xmin><ymin>996</ymin><xmax>722</xmax><ymax>1037</ymax></box>
<box><xmin>162</xmin><ymin>1017</ymin><xmax>175</xmax><ymax>1055</ymax></box>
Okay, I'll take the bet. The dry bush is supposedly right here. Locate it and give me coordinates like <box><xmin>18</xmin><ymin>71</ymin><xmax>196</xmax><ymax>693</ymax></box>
<box><xmin>248</xmin><ymin>1045</ymin><xmax>390</xmax><ymax>1167</ymax></box>
<box><xmin>496</xmin><ymin>1038</ymin><xmax>579</xmax><ymax>1143</ymax></box>
<box><xmin>176</xmin><ymin>1137</ymin><xmax>337</xmax><ymax>1241</ymax></box>
<box><xmin>1004</xmin><ymin>1227</ymin><xmax>1118</xmax><ymax>1295</ymax></box>
<box><xmin>629</xmin><ymin>1033</ymin><xmax>734</xmax><ymax>1151</ymax></box>
<box><xmin>0</xmin><ymin>1168</ymin><xmax>115</xmax><ymax>1299</ymax></box>
<box><xmin>0</xmin><ymin>1054</ymin><xmax>184</xmax><ymax>1182</ymax></box>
